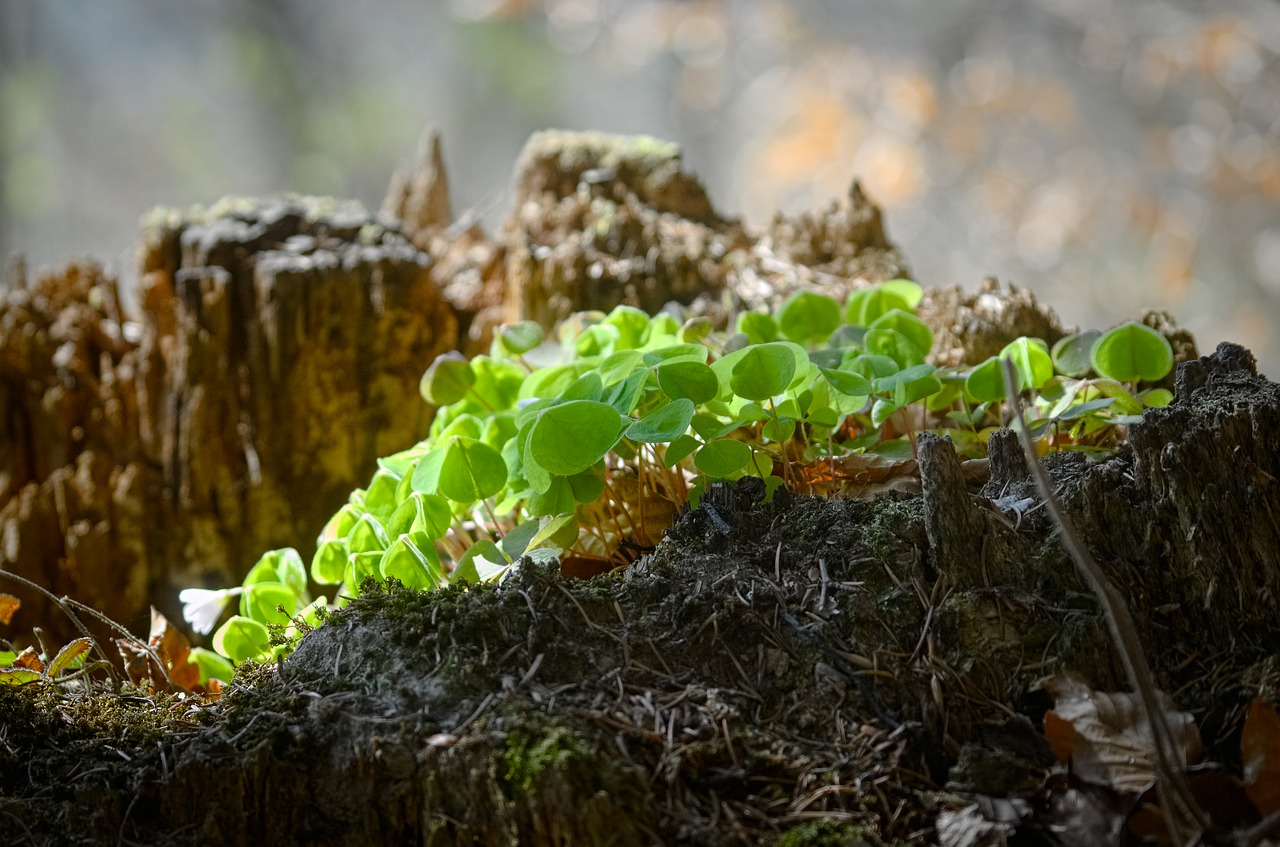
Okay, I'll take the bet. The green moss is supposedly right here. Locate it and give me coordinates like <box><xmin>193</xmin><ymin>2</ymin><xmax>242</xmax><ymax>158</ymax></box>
<box><xmin>524</xmin><ymin>129</ymin><xmax>683</xmax><ymax>177</ymax></box>
<box><xmin>139</xmin><ymin>193</ymin><xmax>371</xmax><ymax>237</ymax></box>
<box><xmin>776</xmin><ymin>821</ymin><xmax>873</xmax><ymax>847</ymax></box>
<box><xmin>0</xmin><ymin>683</ymin><xmax>218</xmax><ymax>796</ymax></box>
<box><xmin>502</xmin><ymin>725</ymin><xmax>599</xmax><ymax>797</ymax></box>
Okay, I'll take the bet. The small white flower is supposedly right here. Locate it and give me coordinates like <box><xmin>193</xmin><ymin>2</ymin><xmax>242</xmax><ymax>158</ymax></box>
<box><xmin>178</xmin><ymin>588</ymin><xmax>240</xmax><ymax>635</ymax></box>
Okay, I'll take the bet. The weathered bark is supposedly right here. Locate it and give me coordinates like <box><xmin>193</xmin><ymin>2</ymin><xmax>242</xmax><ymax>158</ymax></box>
<box><xmin>1</xmin><ymin>198</ymin><xmax>457</xmax><ymax>638</ymax></box>
<box><xmin>499</xmin><ymin>130</ymin><xmax>749</xmax><ymax>331</ymax></box>
<box><xmin>918</xmin><ymin>432</ymin><xmax>987</xmax><ymax>581</ymax></box>
<box><xmin>764</xmin><ymin>179</ymin><xmax>908</xmax><ymax>281</ymax></box>
<box><xmin>0</xmin><ymin>262</ymin><xmax>161</xmax><ymax>633</ymax></box>
<box><xmin>139</xmin><ymin>197</ymin><xmax>457</xmax><ymax>591</ymax></box>
<box><xmin>382</xmin><ymin>128</ymin><xmax>453</xmax><ymax>238</ymax></box>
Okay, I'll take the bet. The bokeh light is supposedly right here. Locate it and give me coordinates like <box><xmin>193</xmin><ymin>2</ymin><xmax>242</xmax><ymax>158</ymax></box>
<box><xmin>1</xmin><ymin>0</ymin><xmax>1277</xmax><ymax>370</ymax></box>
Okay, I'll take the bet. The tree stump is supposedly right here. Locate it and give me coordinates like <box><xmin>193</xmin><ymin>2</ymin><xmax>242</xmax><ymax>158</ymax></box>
<box><xmin>1</xmin><ymin>197</ymin><xmax>456</xmax><ymax>638</ymax></box>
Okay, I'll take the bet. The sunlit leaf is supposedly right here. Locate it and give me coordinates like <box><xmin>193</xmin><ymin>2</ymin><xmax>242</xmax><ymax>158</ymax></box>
<box><xmin>1001</xmin><ymin>337</ymin><xmax>1055</xmax><ymax>391</ymax></box>
<box><xmin>420</xmin><ymin>351</ymin><xmax>475</xmax><ymax>406</ymax></box>
<box><xmin>1052</xmin><ymin>330</ymin><xmax>1101</xmax><ymax>378</ymax></box>
<box><xmin>656</xmin><ymin>360</ymin><xmax>718</xmax><ymax>404</ymax></box>
<box><xmin>730</xmin><ymin>343</ymin><xmax>797</xmax><ymax>401</ymax></box>
<box><xmin>312</xmin><ymin>540</ymin><xmax>349</xmax><ymax>585</ymax></box>
<box><xmin>188</xmin><ymin>646</ymin><xmax>235</xmax><ymax>686</ymax></box>
<box><xmin>695</xmin><ymin>439</ymin><xmax>753</xmax><ymax>478</ymax></box>
<box><xmin>1092</xmin><ymin>322</ymin><xmax>1174</xmax><ymax>383</ymax></box>
<box><xmin>414</xmin><ymin>437</ymin><xmax>508</xmax><ymax>503</ymax></box>
<box><xmin>0</xmin><ymin>668</ymin><xmax>41</xmax><ymax>685</ymax></box>
<box><xmin>777</xmin><ymin>290</ymin><xmax>841</xmax><ymax>345</ymax></box>
<box><xmin>627</xmin><ymin>398</ymin><xmax>695</xmax><ymax>443</ymax></box>
<box><xmin>212</xmin><ymin>616</ymin><xmax>270</xmax><ymax>664</ymax></box>
<box><xmin>677</xmin><ymin>316</ymin><xmax>713</xmax><ymax>344</ymax></box>
<box><xmin>528</xmin><ymin>400</ymin><xmax>624</xmax><ymax>476</ymax></box>
<box><xmin>380</xmin><ymin>533</ymin><xmax>444</xmax><ymax>590</ymax></box>
<box><xmin>526</xmin><ymin>514</ymin><xmax>578</xmax><ymax>552</ymax></box>
<box><xmin>47</xmin><ymin>638</ymin><xmax>92</xmax><ymax>679</ymax></box>
<box><xmin>494</xmin><ymin>321</ymin><xmax>544</xmax><ymax>356</ymax></box>
<box><xmin>239</xmin><ymin>581</ymin><xmax>298</xmax><ymax>626</ymax></box>
<box><xmin>346</xmin><ymin>513</ymin><xmax>391</xmax><ymax>554</ymax></box>
<box><xmin>736</xmin><ymin>311</ymin><xmax>778</xmax><ymax>345</ymax></box>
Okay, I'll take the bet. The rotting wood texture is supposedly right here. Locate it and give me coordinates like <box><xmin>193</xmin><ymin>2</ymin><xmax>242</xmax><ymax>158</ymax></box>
<box><xmin>1</xmin><ymin>197</ymin><xmax>457</xmax><ymax>637</ymax></box>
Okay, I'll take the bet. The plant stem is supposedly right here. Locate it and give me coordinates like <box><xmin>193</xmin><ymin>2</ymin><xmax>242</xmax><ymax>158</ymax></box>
<box><xmin>0</xmin><ymin>570</ymin><xmax>115</xmax><ymax>681</ymax></box>
<box><xmin>1000</xmin><ymin>358</ymin><xmax>1206</xmax><ymax>843</ymax></box>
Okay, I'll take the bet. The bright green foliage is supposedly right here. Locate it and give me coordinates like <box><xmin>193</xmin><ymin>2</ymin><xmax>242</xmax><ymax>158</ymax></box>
<box><xmin>527</xmin><ymin>401</ymin><xmax>625</xmax><ymax>476</ymax></box>
<box><xmin>188</xmin><ymin>647</ymin><xmax>235</xmax><ymax>686</ymax></box>
<box><xmin>493</xmin><ymin>321</ymin><xmax>544</xmax><ymax>356</ymax></box>
<box><xmin>777</xmin><ymin>291</ymin><xmax>841</xmax><ymax>345</ymax></box>
<box><xmin>695</xmin><ymin>439</ymin><xmax>754</xmax><ymax>477</ymax></box>
<box><xmin>212</xmin><ymin>616</ymin><xmax>270</xmax><ymax>664</ymax></box>
<box><xmin>419</xmin><ymin>351</ymin><xmax>475</xmax><ymax>406</ymax></box>
<box><xmin>736</xmin><ymin>311</ymin><xmax>778</xmax><ymax>344</ymax></box>
<box><xmin>845</xmin><ymin>278</ymin><xmax>923</xmax><ymax>325</ymax></box>
<box><xmin>1091</xmin><ymin>322</ymin><xmax>1174</xmax><ymax>382</ymax></box>
<box><xmin>730</xmin><ymin>343</ymin><xmax>798</xmax><ymax>401</ymax></box>
<box><xmin>191</xmin><ymin>282</ymin><xmax>1180</xmax><ymax>671</ymax></box>
<box><xmin>628</xmin><ymin>399</ymin><xmax>696</xmax><ymax>443</ymax></box>
<box><xmin>414</xmin><ymin>436</ymin><xmax>508</xmax><ymax>502</ymax></box>
<box><xmin>656</xmin><ymin>360</ymin><xmax>717</xmax><ymax>404</ymax></box>
<box><xmin>965</xmin><ymin>357</ymin><xmax>1007</xmax><ymax>404</ymax></box>
<box><xmin>1001</xmin><ymin>337</ymin><xmax>1055</xmax><ymax>391</ymax></box>
<box><xmin>866</xmin><ymin>310</ymin><xmax>933</xmax><ymax>368</ymax></box>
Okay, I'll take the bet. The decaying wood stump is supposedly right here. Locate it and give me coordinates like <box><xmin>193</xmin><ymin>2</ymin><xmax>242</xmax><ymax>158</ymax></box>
<box><xmin>138</xmin><ymin>196</ymin><xmax>457</xmax><ymax>590</ymax></box>
<box><xmin>1</xmin><ymin>261</ymin><xmax>163</xmax><ymax>635</ymax></box>
<box><xmin>499</xmin><ymin>130</ymin><xmax>749</xmax><ymax>330</ymax></box>
<box><xmin>1</xmin><ymin>197</ymin><xmax>457</xmax><ymax>639</ymax></box>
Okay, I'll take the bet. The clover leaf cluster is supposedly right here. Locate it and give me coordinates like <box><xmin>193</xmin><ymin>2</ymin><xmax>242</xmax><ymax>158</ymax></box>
<box><xmin>189</xmin><ymin>280</ymin><xmax>1176</xmax><ymax>678</ymax></box>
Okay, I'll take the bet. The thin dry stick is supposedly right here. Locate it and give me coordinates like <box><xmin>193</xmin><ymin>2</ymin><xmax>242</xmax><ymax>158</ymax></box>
<box><xmin>1001</xmin><ymin>358</ymin><xmax>1207</xmax><ymax>842</ymax></box>
<box><xmin>62</xmin><ymin>597</ymin><xmax>173</xmax><ymax>689</ymax></box>
<box><xmin>0</xmin><ymin>569</ymin><xmax>115</xmax><ymax>677</ymax></box>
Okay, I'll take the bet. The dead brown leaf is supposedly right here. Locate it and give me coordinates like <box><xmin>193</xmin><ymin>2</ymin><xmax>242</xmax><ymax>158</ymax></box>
<box><xmin>13</xmin><ymin>646</ymin><xmax>44</xmax><ymax>674</ymax></box>
<box><xmin>0</xmin><ymin>594</ymin><xmax>21</xmax><ymax>625</ymax></box>
<box><xmin>1043</xmin><ymin>671</ymin><xmax>1202</xmax><ymax>795</ymax></box>
<box><xmin>798</xmin><ymin>453</ymin><xmax>922</xmax><ymax>498</ymax></box>
<box><xmin>117</xmin><ymin>607</ymin><xmax>200</xmax><ymax>691</ymax></box>
<box><xmin>1243</xmin><ymin>698</ymin><xmax>1280</xmax><ymax>816</ymax></box>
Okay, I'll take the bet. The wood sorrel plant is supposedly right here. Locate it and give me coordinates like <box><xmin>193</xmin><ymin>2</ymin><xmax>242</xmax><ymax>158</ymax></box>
<box><xmin>188</xmin><ymin>281</ymin><xmax>1176</xmax><ymax>677</ymax></box>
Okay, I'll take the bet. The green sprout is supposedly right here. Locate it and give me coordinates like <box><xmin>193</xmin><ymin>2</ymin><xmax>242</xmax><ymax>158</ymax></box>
<box><xmin>183</xmin><ymin>281</ymin><xmax>1178</xmax><ymax>681</ymax></box>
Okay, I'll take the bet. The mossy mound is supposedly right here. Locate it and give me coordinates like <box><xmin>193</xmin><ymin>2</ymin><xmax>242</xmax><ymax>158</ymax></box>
<box><xmin>4</xmin><ymin>343</ymin><xmax>1278</xmax><ymax>845</ymax></box>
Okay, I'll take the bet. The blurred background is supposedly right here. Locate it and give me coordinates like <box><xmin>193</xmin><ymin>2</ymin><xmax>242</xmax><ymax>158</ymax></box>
<box><xmin>2</xmin><ymin>0</ymin><xmax>1277</xmax><ymax>372</ymax></box>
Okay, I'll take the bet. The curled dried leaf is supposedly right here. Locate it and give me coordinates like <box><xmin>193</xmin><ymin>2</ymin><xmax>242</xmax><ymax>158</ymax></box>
<box><xmin>1043</xmin><ymin>671</ymin><xmax>1202</xmax><ymax>795</ymax></box>
<box><xmin>47</xmin><ymin>638</ymin><xmax>92</xmax><ymax>678</ymax></box>
<box><xmin>13</xmin><ymin>647</ymin><xmax>44</xmax><ymax>674</ymax></box>
<box><xmin>0</xmin><ymin>594</ymin><xmax>20</xmax><ymax>625</ymax></box>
